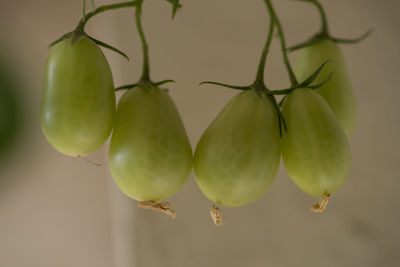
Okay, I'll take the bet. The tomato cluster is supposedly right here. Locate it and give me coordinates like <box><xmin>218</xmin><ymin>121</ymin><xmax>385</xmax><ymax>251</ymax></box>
<box><xmin>194</xmin><ymin>74</ymin><xmax>352</xmax><ymax>212</ymax></box>
<box><xmin>41</xmin><ymin>0</ymin><xmax>193</xmax><ymax>216</ymax></box>
<box><xmin>41</xmin><ymin>35</ymin><xmax>193</xmax><ymax>203</ymax></box>
<box><xmin>40</xmin><ymin>0</ymin><xmax>368</xmax><ymax>223</ymax></box>
<box><xmin>192</xmin><ymin>0</ymin><xmax>364</xmax><ymax>217</ymax></box>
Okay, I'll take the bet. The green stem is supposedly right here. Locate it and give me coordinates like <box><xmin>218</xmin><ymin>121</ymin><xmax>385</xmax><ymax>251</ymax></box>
<box><xmin>77</xmin><ymin>0</ymin><xmax>138</xmax><ymax>31</ymax></box>
<box><xmin>311</xmin><ymin>0</ymin><xmax>328</xmax><ymax>35</ymax></box>
<box><xmin>264</xmin><ymin>0</ymin><xmax>298</xmax><ymax>87</ymax></box>
<box><xmin>83</xmin><ymin>0</ymin><xmax>86</xmax><ymax>18</ymax></box>
<box><xmin>254</xmin><ymin>15</ymin><xmax>274</xmax><ymax>84</ymax></box>
<box><xmin>135</xmin><ymin>0</ymin><xmax>151</xmax><ymax>83</ymax></box>
<box><xmin>287</xmin><ymin>0</ymin><xmax>372</xmax><ymax>51</ymax></box>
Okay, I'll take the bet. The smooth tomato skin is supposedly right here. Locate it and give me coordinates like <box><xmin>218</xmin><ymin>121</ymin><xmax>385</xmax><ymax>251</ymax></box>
<box><xmin>194</xmin><ymin>90</ymin><xmax>280</xmax><ymax>207</ymax></box>
<box><xmin>109</xmin><ymin>86</ymin><xmax>193</xmax><ymax>202</ymax></box>
<box><xmin>41</xmin><ymin>36</ymin><xmax>115</xmax><ymax>156</ymax></box>
<box><xmin>294</xmin><ymin>38</ymin><xmax>356</xmax><ymax>137</ymax></box>
<box><xmin>281</xmin><ymin>88</ymin><xmax>351</xmax><ymax>197</ymax></box>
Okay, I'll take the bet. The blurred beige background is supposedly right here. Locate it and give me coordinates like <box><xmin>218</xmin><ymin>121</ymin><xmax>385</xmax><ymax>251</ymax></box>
<box><xmin>1</xmin><ymin>0</ymin><xmax>399</xmax><ymax>266</ymax></box>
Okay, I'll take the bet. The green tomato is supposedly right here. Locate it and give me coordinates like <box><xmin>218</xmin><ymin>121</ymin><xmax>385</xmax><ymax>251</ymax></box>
<box><xmin>294</xmin><ymin>38</ymin><xmax>356</xmax><ymax>137</ymax></box>
<box><xmin>281</xmin><ymin>88</ymin><xmax>351</xmax><ymax>197</ymax></box>
<box><xmin>41</xmin><ymin>36</ymin><xmax>116</xmax><ymax>156</ymax></box>
<box><xmin>194</xmin><ymin>90</ymin><xmax>280</xmax><ymax>207</ymax></box>
<box><xmin>109</xmin><ymin>86</ymin><xmax>193</xmax><ymax>202</ymax></box>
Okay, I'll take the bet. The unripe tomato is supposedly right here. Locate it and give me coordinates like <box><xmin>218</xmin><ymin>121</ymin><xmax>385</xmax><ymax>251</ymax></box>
<box><xmin>294</xmin><ymin>38</ymin><xmax>356</xmax><ymax>137</ymax></box>
<box><xmin>41</xmin><ymin>36</ymin><xmax>116</xmax><ymax>156</ymax></box>
<box><xmin>194</xmin><ymin>90</ymin><xmax>280</xmax><ymax>207</ymax></box>
<box><xmin>281</xmin><ymin>88</ymin><xmax>351</xmax><ymax>197</ymax></box>
<box><xmin>109</xmin><ymin>86</ymin><xmax>193</xmax><ymax>202</ymax></box>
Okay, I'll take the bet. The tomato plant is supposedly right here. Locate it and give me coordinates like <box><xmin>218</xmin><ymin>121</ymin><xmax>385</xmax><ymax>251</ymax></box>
<box><xmin>194</xmin><ymin>0</ymin><xmax>359</xmax><ymax>221</ymax></box>
<box><xmin>41</xmin><ymin>35</ymin><xmax>115</xmax><ymax>156</ymax></box>
<box><xmin>39</xmin><ymin>0</ymin><xmax>370</xmax><ymax>221</ymax></box>
<box><xmin>41</xmin><ymin>0</ymin><xmax>185</xmax><ymax>216</ymax></box>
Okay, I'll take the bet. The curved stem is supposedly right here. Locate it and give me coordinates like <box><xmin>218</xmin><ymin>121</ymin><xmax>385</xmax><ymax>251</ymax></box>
<box><xmin>255</xmin><ymin>15</ymin><xmax>274</xmax><ymax>83</ymax></box>
<box><xmin>264</xmin><ymin>0</ymin><xmax>298</xmax><ymax>87</ymax></box>
<box><xmin>287</xmin><ymin>1</ymin><xmax>371</xmax><ymax>52</ymax></box>
<box><xmin>77</xmin><ymin>0</ymin><xmax>138</xmax><ymax>30</ymax></box>
<box><xmin>310</xmin><ymin>0</ymin><xmax>328</xmax><ymax>35</ymax></box>
<box><xmin>135</xmin><ymin>0</ymin><xmax>151</xmax><ymax>82</ymax></box>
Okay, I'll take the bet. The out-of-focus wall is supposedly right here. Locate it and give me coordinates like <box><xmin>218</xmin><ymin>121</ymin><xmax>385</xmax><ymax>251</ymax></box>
<box><xmin>0</xmin><ymin>0</ymin><xmax>399</xmax><ymax>266</ymax></box>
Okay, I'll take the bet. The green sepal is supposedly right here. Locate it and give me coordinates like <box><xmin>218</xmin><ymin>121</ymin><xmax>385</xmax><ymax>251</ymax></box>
<box><xmin>49</xmin><ymin>32</ymin><xmax>74</xmax><ymax>48</ymax></box>
<box><xmin>331</xmin><ymin>28</ymin><xmax>374</xmax><ymax>44</ymax></box>
<box><xmin>298</xmin><ymin>60</ymin><xmax>332</xmax><ymax>87</ymax></box>
<box><xmin>278</xmin><ymin>95</ymin><xmax>287</xmax><ymax>108</ymax></box>
<box><xmin>153</xmin><ymin>79</ymin><xmax>176</xmax><ymax>87</ymax></box>
<box><xmin>199</xmin><ymin>81</ymin><xmax>250</xmax><ymax>91</ymax></box>
<box><xmin>87</xmin><ymin>36</ymin><xmax>129</xmax><ymax>60</ymax></box>
<box><xmin>115</xmin><ymin>79</ymin><xmax>176</xmax><ymax>92</ymax></box>
<box><xmin>306</xmin><ymin>71</ymin><xmax>334</xmax><ymax>90</ymax></box>
<box><xmin>115</xmin><ymin>83</ymin><xmax>138</xmax><ymax>91</ymax></box>
<box><xmin>268</xmin><ymin>94</ymin><xmax>287</xmax><ymax>137</ymax></box>
<box><xmin>71</xmin><ymin>29</ymin><xmax>87</xmax><ymax>44</ymax></box>
<box><xmin>290</xmin><ymin>0</ymin><xmax>314</xmax><ymax>3</ymax></box>
<box><xmin>267</xmin><ymin>61</ymin><xmax>332</xmax><ymax>96</ymax></box>
<box><xmin>287</xmin><ymin>34</ymin><xmax>324</xmax><ymax>52</ymax></box>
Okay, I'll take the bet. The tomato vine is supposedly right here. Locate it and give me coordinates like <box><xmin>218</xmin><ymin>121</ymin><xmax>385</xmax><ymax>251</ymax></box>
<box><xmin>49</xmin><ymin>1</ymin><xmax>139</xmax><ymax>59</ymax></box>
<box><xmin>49</xmin><ymin>0</ymin><xmax>182</xmax><ymax>88</ymax></box>
<box><xmin>115</xmin><ymin>0</ymin><xmax>181</xmax><ymax>91</ymax></box>
<box><xmin>41</xmin><ymin>0</ymin><xmax>371</xmax><ymax>219</ymax></box>
<box><xmin>287</xmin><ymin>0</ymin><xmax>373</xmax><ymax>51</ymax></box>
<box><xmin>115</xmin><ymin>0</ymin><xmax>181</xmax><ymax>90</ymax></box>
<box><xmin>200</xmin><ymin>0</ymin><xmax>336</xmax><ymax>136</ymax></box>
